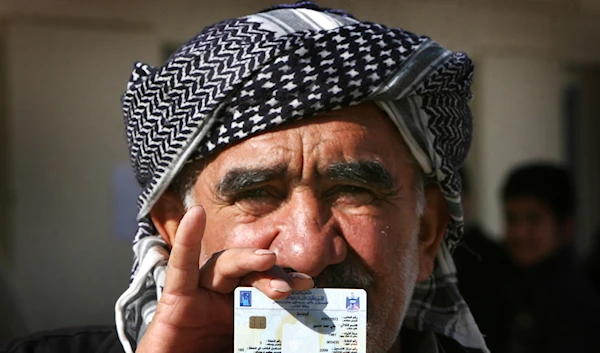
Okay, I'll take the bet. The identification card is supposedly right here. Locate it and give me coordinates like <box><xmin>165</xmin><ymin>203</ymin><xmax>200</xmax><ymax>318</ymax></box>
<box><xmin>234</xmin><ymin>287</ymin><xmax>367</xmax><ymax>352</ymax></box>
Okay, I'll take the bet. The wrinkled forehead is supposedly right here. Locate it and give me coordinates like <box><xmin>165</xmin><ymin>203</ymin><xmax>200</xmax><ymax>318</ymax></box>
<box><xmin>203</xmin><ymin>102</ymin><xmax>414</xmax><ymax>170</ymax></box>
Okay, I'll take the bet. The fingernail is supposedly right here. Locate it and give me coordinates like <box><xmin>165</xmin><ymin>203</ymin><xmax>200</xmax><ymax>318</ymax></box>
<box><xmin>289</xmin><ymin>272</ymin><xmax>312</xmax><ymax>279</ymax></box>
<box><xmin>187</xmin><ymin>204</ymin><xmax>204</xmax><ymax>212</ymax></box>
<box><xmin>255</xmin><ymin>249</ymin><xmax>275</xmax><ymax>255</ymax></box>
<box><xmin>270</xmin><ymin>278</ymin><xmax>292</xmax><ymax>292</ymax></box>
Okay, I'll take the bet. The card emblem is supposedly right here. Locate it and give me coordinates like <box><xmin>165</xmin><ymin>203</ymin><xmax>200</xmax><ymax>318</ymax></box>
<box><xmin>240</xmin><ymin>290</ymin><xmax>252</xmax><ymax>307</ymax></box>
<box><xmin>346</xmin><ymin>293</ymin><xmax>360</xmax><ymax>312</ymax></box>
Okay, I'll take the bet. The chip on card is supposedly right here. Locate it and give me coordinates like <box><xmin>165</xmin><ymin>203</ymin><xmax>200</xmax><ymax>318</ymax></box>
<box><xmin>234</xmin><ymin>287</ymin><xmax>367</xmax><ymax>352</ymax></box>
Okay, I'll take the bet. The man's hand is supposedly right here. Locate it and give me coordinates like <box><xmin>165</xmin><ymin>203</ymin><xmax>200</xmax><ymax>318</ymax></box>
<box><xmin>136</xmin><ymin>205</ymin><xmax>314</xmax><ymax>353</ymax></box>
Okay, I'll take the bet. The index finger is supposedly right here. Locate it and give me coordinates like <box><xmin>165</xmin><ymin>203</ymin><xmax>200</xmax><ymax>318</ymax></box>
<box><xmin>164</xmin><ymin>205</ymin><xmax>206</xmax><ymax>294</ymax></box>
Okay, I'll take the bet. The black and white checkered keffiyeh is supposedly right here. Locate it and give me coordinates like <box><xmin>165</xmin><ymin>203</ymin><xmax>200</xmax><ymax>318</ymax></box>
<box><xmin>115</xmin><ymin>2</ymin><xmax>487</xmax><ymax>352</ymax></box>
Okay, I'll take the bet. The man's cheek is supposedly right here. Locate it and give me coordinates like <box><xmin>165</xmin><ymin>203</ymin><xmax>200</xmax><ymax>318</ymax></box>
<box><xmin>344</xmin><ymin>216</ymin><xmax>404</xmax><ymax>249</ymax></box>
<box><xmin>343</xmin><ymin>228</ymin><xmax>389</xmax><ymax>266</ymax></box>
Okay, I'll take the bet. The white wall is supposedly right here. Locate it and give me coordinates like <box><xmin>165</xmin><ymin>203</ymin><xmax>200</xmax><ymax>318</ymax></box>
<box><xmin>472</xmin><ymin>56</ymin><xmax>568</xmax><ymax>237</ymax></box>
<box><xmin>0</xmin><ymin>0</ymin><xmax>599</xmax><ymax>333</ymax></box>
<box><xmin>4</xmin><ymin>20</ymin><xmax>159</xmax><ymax>331</ymax></box>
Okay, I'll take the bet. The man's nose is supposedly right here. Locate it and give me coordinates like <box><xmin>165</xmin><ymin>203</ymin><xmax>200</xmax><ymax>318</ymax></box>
<box><xmin>269</xmin><ymin>189</ymin><xmax>347</xmax><ymax>276</ymax></box>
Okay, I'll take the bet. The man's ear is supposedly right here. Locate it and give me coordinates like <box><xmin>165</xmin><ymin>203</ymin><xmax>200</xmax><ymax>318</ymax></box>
<box><xmin>150</xmin><ymin>191</ymin><xmax>186</xmax><ymax>248</ymax></box>
<box><xmin>417</xmin><ymin>185</ymin><xmax>450</xmax><ymax>281</ymax></box>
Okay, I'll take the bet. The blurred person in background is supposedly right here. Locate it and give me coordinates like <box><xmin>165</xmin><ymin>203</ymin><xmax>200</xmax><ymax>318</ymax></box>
<box><xmin>501</xmin><ymin>162</ymin><xmax>600</xmax><ymax>353</ymax></box>
<box><xmin>454</xmin><ymin>168</ymin><xmax>512</xmax><ymax>353</ymax></box>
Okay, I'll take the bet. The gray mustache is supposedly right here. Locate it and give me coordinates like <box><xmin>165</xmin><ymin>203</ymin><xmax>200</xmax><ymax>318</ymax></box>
<box><xmin>312</xmin><ymin>259</ymin><xmax>375</xmax><ymax>289</ymax></box>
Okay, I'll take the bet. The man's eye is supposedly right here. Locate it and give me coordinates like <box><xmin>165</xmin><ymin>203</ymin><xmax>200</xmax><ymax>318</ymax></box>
<box><xmin>328</xmin><ymin>185</ymin><xmax>376</xmax><ymax>205</ymax></box>
<box><xmin>232</xmin><ymin>188</ymin><xmax>281</xmax><ymax>215</ymax></box>
<box><xmin>234</xmin><ymin>188</ymin><xmax>274</xmax><ymax>201</ymax></box>
<box><xmin>336</xmin><ymin>185</ymin><xmax>370</xmax><ymax>194</ymax></box>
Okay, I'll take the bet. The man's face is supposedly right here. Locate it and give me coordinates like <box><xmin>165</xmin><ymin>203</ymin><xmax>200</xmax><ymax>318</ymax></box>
<box><xmin>184</xmin><ymin>103</ymin><xmax>441</xmax><ymax>351</ymax></box>
<box><xmin>503</xmin><ymin>196</ymin><xmax>564</xmax><ymax>267</ymax></box>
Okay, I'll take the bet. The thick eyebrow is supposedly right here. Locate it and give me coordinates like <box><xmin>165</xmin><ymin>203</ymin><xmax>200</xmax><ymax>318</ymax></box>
<box><xmin>327</xmin><ymin>160</ymin><xmax>397</xmax><ymax>191</ymax></box>
<box><xmin>216</xmin><ymin>164</ymin><xmax>287</xmax><ymax>196</ymax></box>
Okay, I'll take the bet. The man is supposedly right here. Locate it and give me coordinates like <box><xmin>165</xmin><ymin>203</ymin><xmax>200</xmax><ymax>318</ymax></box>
<box><xmin>0</xmin><ymin>2</ymin><xmax>486</xmax><ymax>352</ymax></box>
<box><xmin>115</xmin><ymin>2</ymin><xmax>486</xmax><ymax>352</ymax></box>
<box><xmin>501</xmin><ymin>163</ymin><xmax>600</xmax><ymax>353</ymax></box>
